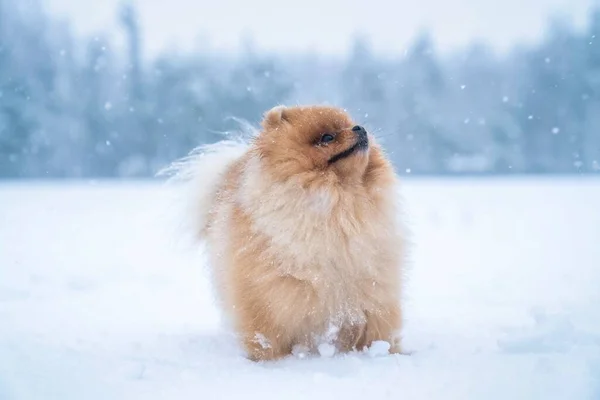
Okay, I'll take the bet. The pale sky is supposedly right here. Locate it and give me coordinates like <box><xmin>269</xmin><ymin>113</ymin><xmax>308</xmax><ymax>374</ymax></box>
<box><xmin>44</xmin><ymin>0</ymin><xmax>596</xmax><ymax>58</ymax></box>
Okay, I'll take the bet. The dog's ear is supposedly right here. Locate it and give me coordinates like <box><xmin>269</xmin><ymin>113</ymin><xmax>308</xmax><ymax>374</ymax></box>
<box><xmin>262</xmin><ymin>105</ymin><xmax>289</xmax><ymax>129</ymax></box>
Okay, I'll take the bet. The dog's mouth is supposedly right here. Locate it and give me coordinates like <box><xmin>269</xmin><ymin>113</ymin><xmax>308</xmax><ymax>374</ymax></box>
<box><xmin>328</xmin><ymin>137</ymin><xmax>369</xmax><ymax>165</ymax></box>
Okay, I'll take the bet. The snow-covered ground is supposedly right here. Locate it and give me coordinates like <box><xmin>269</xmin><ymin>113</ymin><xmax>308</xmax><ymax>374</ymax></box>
<box><xmin>1</xmin><ymin>178</ymin><xmax>599</xmax><ymax>400</ymax></box>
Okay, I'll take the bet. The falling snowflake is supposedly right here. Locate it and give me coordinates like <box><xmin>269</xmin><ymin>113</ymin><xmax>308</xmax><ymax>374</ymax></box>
<box><xmin>104</xmin><ymin>102</ymin><xmax>112</xmax><ymax>111</ymax></box>
<box><xmin>551</xmin><ymin>127</ymin><xmax>560</xmax><ymax>134</ymax></box>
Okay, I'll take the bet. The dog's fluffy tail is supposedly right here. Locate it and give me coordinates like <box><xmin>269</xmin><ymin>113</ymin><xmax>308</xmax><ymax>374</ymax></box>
<box><xmin>158</xmin><ymin>138</ymin><xmax>249</xmax><ymax>244</ymax></box>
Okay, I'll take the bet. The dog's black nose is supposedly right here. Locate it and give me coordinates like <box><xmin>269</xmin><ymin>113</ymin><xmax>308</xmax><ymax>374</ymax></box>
<box><xmin>352</xmin><ymin>125</ymin><xmax>369</xmax><ymax>149</ymax></box>
<box><xmin>352</xmin><ymin>125</ymin><xmax>367</xmax><ymax>140</ymax></box>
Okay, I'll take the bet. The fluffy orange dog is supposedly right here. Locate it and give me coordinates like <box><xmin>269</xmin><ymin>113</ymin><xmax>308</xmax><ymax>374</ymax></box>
<box><xmin>166</xmin><ymin>105</ymin><xmax>406</xmax><ymax>361</ymax></box>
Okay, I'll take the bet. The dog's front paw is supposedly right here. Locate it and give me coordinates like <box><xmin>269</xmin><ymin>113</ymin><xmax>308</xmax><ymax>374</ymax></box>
<box><xmin>244</xmin><ymin>332</ymin><xmax>289</xmax><ymax>362</ymax></box>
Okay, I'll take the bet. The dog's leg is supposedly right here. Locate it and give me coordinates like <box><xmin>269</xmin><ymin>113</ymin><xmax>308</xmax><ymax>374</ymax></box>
<box><xmin>336</xmin><ymin>323</ymin><xmax>365</xmax><ymax>353</ymax></box>
<box><xmin>357</xmin><ymin>304</ymin><xmax>403</xmax><ymax>354</ymax></box>
<box><xmin>241</xmin><ymin>326</ymin><xmax>291</xmax><ymax>362</ymax></box>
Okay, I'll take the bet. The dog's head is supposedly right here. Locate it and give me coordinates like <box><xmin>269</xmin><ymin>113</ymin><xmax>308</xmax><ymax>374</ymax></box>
<box><xmin>253</xmin><ymin>105</ymin><xmax>375</xmax><ymax>184</ymax></box>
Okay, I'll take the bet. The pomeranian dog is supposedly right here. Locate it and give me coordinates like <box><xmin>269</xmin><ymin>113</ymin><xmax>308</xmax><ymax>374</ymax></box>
<box><xmin>164</xmin><ymin>105</ymin><xmax>406</xmax><ymax>361</ymax></box>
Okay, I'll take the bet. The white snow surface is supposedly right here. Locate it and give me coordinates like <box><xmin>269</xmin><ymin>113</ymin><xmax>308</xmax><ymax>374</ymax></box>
<box><xmin>1</xmin><ymin>178</ymin><xmax>600</xmax><ymax>399</ymax></box>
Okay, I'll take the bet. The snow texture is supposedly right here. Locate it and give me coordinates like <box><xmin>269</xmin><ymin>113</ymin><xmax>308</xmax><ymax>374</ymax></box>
<box><xmin>1</xmin><ymin>178</ymin><xmax>599</xmax><ymax>400</ymax></box>
<box><xmin>317</xmin><ymin>343</ymin><xmax>336</xmax><ymax>358</ymax></box>
<box><xmin>368</xmin><ymin>341</ymin><xmax>391</xmax><ymax>357</ymax></box>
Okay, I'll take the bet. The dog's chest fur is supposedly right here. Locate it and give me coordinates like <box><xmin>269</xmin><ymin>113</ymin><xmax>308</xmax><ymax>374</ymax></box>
<box><xmin>234</xmin><ymin>157</ymin><xmax>399</xmax><ymax>312</ymax></box>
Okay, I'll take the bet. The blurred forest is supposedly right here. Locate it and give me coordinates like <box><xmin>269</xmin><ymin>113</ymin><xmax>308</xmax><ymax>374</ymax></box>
<box><xmin>1</xmin><ymin>0</ymin><xmax>600</xmax><ymax>178</ymax></box>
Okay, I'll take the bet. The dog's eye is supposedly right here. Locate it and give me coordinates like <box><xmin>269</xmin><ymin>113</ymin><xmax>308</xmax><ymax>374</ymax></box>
<box><xmin>320</xmin><ymin>134</ymin><xmax>335</xmax><ymax>144</ymax></box>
